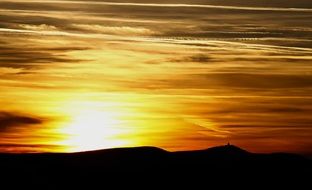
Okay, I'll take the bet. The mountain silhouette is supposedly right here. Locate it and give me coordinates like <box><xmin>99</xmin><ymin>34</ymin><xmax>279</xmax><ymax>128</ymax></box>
<box><xmin>1</xmin><ymin>145</ymin><xmax>311</xmax><ymax>188</ymax></box>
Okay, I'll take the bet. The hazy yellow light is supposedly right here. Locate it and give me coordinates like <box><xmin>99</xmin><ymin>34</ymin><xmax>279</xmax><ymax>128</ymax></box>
<box><xmin>59</xmin><ymin>109</ymin><xmax>132</xmax><ymax>152</ymax></box>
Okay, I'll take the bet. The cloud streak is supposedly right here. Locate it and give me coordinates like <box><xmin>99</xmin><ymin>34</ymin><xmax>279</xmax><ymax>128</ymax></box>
<box><xmin>2</xmin><ymin>0</ymin><xmax>312</xmax><ymax>12</ymax></box>
<box><xmin>71</xmin><ymin>24</ymin><xmax>158</xmax><ymax>36</ymax></box>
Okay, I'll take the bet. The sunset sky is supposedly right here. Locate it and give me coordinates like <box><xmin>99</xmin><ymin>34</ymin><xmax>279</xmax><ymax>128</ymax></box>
<box><xmin>0</xmin><ymin>0</ymin><xmax>312</xmax><ymax>155</ymax></box>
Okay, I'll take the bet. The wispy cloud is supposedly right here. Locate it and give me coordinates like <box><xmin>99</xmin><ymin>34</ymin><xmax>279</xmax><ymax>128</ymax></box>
<box><xmin>3</xmin><ymin>0</ymin><xmax>312</xmax><ymax>12</ymax></box>
<box><xmin>18</xmin><ymin>24</ymin><xmax>58</xmax><ymax>31</ymax></box>
<box><xmin>0</xmin><ymin>37</ymin><xmax>88</xmax><ymax>69</ymax></box>
<box><xmin>71</xmin><ymin>24</ymin><xmax>158</xmax><ymax>36</ymax></box>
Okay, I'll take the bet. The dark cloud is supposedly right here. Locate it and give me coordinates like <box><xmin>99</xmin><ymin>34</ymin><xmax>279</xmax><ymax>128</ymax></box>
<box><xmin>143</xmin><ymin>73</ymin><xmax>312</xmax><ymax>90</ymax></box>
<box><xmin>0</xmin><ymin>112</ymin><xmax>43</xmax><ymax>132</ymax></box>
<box><xmin>0</xmin><ymin>143</ymin><xmax>61</xmax><ymax>149</ymax></box>
<box><xmin>203</xmin><ymin>106</ymin><xmax>311</xmax><ymax>115</ymax></box>
<box><xmin>183</xmin><ymin>73</ymin><xmax>312</xmax><ymax>89</ymax></box>
<box><xmin>0</xmin><ymin>1</ymin><xmax>65</xmax><ymax>12</ymax></box>
<box><xmin>0</xmin><ymin>143</ymin><xmax>65</xmax><ymax>153</ymax></box>
<box><xmin>169</xmin><ymin>54</ymin><xmax>215</xmax><ymax>63</ymax></box>
<box><xmin>0</xmin><ymin>14</ymin><xmax>58</xmax><ymax>27</ymax></box>
<box><xmin>209</xmin><ymin>73</ymin><xmax>312</xmax><ymax>89</ymax></box>
<box><xmin>0</xmin><ymin>42</ymin><xmax>89</xmax><ymax>69</ymax></box>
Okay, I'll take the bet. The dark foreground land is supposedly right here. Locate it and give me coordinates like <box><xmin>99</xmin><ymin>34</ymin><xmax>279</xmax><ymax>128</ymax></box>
<box><xmin>1</xmin><ymin>145</ymin><xmax>311</xmax><ymax>187</ymax></box>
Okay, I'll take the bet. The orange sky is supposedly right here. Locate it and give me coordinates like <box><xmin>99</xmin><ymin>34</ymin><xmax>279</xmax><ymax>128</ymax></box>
<box><xmin>0</xmin><ymin>0</ymin><xmax>312</xmax><ymax>154</ymax></box>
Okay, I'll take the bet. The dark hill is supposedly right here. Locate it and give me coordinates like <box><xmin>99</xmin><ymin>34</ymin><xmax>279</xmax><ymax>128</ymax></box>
<box><xmin>0</xmin><ymin>145</ymin><xmax>311</xmax><ymax>187</ymax></box>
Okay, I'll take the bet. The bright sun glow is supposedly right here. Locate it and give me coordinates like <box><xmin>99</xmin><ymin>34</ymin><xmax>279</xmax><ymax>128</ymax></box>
<box><xmin>58</xmin><ymin>109</ymin><xmax>132</xmax><ymax>152</ymax></box>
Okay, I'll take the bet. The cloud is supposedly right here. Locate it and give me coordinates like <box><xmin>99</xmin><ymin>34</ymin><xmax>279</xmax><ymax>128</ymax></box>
<box><xmin>205</xmin><ymin>73</ymin><xmax>312</xmax><ymax>89</ymax></box>
<box><xmin>0</xmin><ymin>112</ymin><xmax>43</xmax><ymax>132</ymax></box>
<box><xmin>1</xmin><ymin>0</ymin><xmax>312</xmax><ymax>50</ymax></box>
<box><xmin>0</xmin><ymin>39</ymin><xmax>89</xmax><ymax>69</ymax></box>
<box><xmin>169</xmin><ymin>54</ymin><xmax>215</xmax><ymax>63</ymax></box>
<box><xmin>170</xmin><ymin>73</ymin><xmax>312</xmax><ymax>90</ymax></box>
<box><xmin>0</xmin><ymin>48</ymin><xmax>85</xmax><ymax>68</ymax></box>
<box><xmin>139</xmin><ymin>72</ymin><xmax>312</xmax><ymax>91</ymax></box>
<box><xmin>71</xmin><ymin>24</ymin><xmax>157</xmax><ymax>36</ymax></box>
<box><xmin>18</xmin><ymin>24</ymin><xmax>58</xmax><ymax>31</ymax></box>
<box><xmin>2</xmin><ymin>0</ymin><xmax>312</xmax><ymax>12</ymax></box>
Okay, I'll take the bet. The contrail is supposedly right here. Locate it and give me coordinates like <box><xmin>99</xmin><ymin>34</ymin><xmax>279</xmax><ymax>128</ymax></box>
<box><xmin>2</xmin><ymin>0</ymin><xmax>312</xmax><ymax>12</ymax></box>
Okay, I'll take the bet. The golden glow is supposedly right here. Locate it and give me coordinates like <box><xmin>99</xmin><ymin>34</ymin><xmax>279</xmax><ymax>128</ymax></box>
<box><xmin>58</xmin><ymin>109</ymin><xmax>132</xmax><ymax>152</ymax></box>
<box><xmin>49</xmin><ymin>100</ymin><xmax>141</xmax><ymax>152</ymax></box>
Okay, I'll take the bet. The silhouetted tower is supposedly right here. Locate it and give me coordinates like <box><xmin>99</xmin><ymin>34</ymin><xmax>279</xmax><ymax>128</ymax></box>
<box><xmin>227</xmin><ymin>142</ymin><xmax>230</xmax><ymax>146</ymax></box>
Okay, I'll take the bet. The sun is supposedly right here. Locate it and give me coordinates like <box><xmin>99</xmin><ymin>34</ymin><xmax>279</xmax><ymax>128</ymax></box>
<box><xmin>58</xmin><ymin>109</ymin><xmax>131</xmax><ymax>152</ymax></box>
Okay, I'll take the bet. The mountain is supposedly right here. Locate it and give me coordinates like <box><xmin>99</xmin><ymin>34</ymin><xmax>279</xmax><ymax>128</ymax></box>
<box><xmin>0</xmin><ymin>145</ymin><xmax>311</xmax><ymax>187</ymax></box>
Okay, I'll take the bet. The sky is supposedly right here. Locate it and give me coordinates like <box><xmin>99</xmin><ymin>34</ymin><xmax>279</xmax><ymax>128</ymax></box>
<box><xmin>0</xmin><ymin>0</ymin><xmax>312</xmax><ymax>154</ymax></box>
